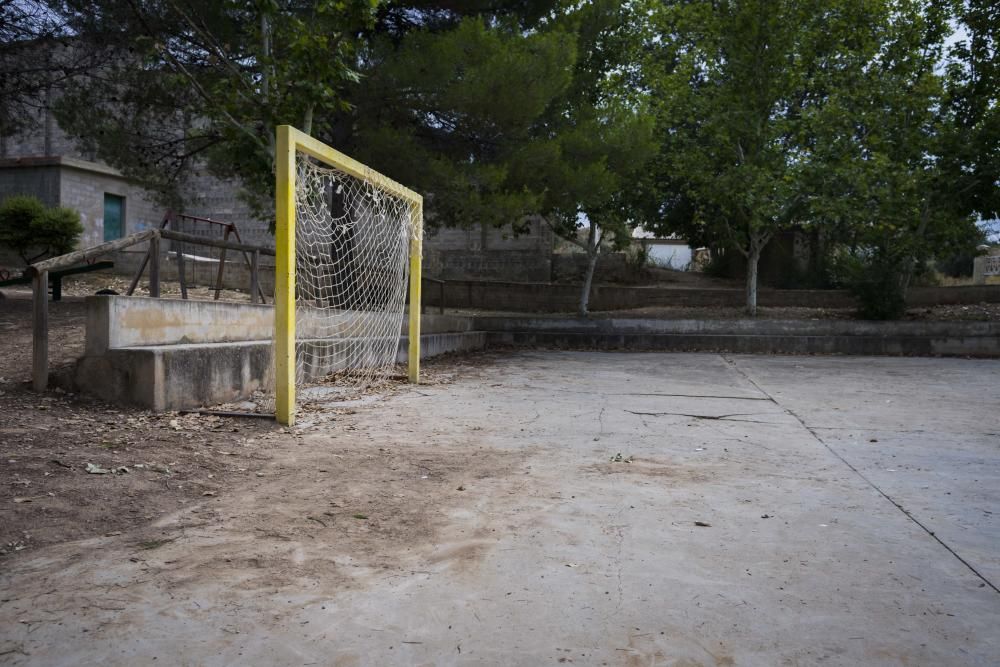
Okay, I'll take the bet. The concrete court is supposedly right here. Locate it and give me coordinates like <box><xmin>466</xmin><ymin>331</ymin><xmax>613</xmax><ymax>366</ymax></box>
<box><xmin>2</xmin><ymin>352</ymin><xmax>998</xmax><ymax>666</ymax></box>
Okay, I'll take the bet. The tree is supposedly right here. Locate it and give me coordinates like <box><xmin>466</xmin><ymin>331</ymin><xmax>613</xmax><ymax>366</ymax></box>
<box><xmin>646</xmin><ymin>0</ymin><xmax>993</xmax><ymax>318</ymax></box>
<box><xmin>345</xmin><ymin>0</ymin><xmax>654</xmax><ymax>316</ymax></box>
<box><xmin>530</xmin><ymin>0</ymin><xmax>655</xmax><ymax>316</ymax></box>
<box><xmin>645</xmin><ymin>0</ymin><xmax>844</xmax><ymax>316</ymax></box>
<box><xmin>940</xmin><ymin>0</ymin><xmax>1000</xmax><ymax>223</ymax></box>
<box><xmin>45</xmin><ymin>0</ymin><xmax>378</xmax><ymax>209</ymax></box>
<box><xmin>805</xmin><ymin>0</ymin><xmax>987</xmax><ymax>317</ymax></box>
<box><xmin>0</xmin><ymin>195</ymin><xmax>82</xmax><ymax>264</ymax></box>
<box><xmin>0</xmin><ymin>1</ymin><xmax>110</xmax><ymax>141</ymax></box>
<box><xmin>345</xmin><ymin>10</ymin><xmax>576</xmax><ymax>231</ymax></box>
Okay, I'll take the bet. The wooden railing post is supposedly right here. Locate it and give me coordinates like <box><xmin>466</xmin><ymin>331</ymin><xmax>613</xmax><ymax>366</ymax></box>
<box><xmin>250</xmin><ymin>249</ymin><xmax>260</xmax><ymax>304</ymax></box>
<box><xmin>176</xmin><ymin>238</ymin><xmax>188</xmax><ymax>299</ymax></box>
<box><xmin>214</xmin><ymin>225</ymin><xmax>233</xmax><ymax>300</ymax></box>
<box><xmin>32</xmin><ymin>270</ymin><xmax>49</xmax><ymax>391</ymax></box>
<box><xmin>148</xmin><ymin>235</ymin><xmax>161</xmax><ymax>298</ymax></box>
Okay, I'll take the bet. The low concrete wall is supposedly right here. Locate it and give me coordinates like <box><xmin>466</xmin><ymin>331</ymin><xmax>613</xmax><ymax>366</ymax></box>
<box><xmin>425</xmin><ymin>279</ymin><xmax>1000</xmax><ymax>313</ymax></box>
<box><xmin>475</xmin><ymin>316</ymin><xmax>1000</xmax><ymax>338</ymax></box>
<box><xmin>86</xmin><ymin>296</ymin><xmax>274</xmax><ymax>354</ymax></box>
<box><xmin>75</xmin><ymin>333</ymin><xmax>487</xmax><ymax>411</ymax></box>
<box><xmin>74</xmin><ymin>296</ymin><xmax>483</xmax><ymax>410</ymax></box>
<box><xmin>85</xmin><ymin>295</ymin><xmax>475</xmax><ymax>356</ymax></box>
<box><xmin>478</xmin><ymin>316</ymin><xmax>1000</xmax><ymax>357</ymax></box>
<box><xmin>77</xmin><ymin>341</ymin><xmax>273</xmax><ymax>411</ymax></box>
<box><xmin>487</xmin><ymin>331</ymin><xmax>1000</xmax><ymax>357</ymax></box>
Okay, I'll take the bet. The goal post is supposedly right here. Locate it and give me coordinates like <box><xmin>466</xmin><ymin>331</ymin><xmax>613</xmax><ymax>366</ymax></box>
<box><xmin>274</xmin><ymin>124</ymin><xmax>423</xmax><ymax>426</ymax></box>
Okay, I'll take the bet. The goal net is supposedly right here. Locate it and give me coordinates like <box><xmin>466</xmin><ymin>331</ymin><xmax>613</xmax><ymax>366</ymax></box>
<box><xmin>269</xmin><ymin>126</ymin><xmax>423</xmax><ymax>425</ymax></box>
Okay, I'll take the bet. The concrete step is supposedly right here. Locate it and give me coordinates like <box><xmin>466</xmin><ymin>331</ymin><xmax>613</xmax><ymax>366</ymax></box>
<box><xmin>75</xmin><ymin>331</ymin><xmax>488</xmax><ymax>411</ymax></box>
<box><xmin>487</xmin><ymin>331</ymin><xmax>1000</xmax><ymax>357</ymax></box>
<box><xmin>475</xmin><ymin>316</ymin><xmax>1000</xmax><ymax>338</ymax></box>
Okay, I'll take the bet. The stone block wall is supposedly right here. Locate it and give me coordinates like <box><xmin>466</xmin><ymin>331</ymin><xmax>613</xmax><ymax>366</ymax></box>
<box><xmin>59</xmin><ymin>161</ymin><xmax>164</xmax><ymax>248</ymax></box>
<box><xmin>0</xmin><ymin>161</ymin><xmax>61</xmax><ymax>206</ymax></box>
<box><xmin>423</xmin><ymin>218</ymin><xmax>554</xmax><ymax>282</ymax></box>
<box><xmin>551</xmin><ymin>252</ymin><xmax>643</xmax><ymax>284</ymax></box>
<box><xmin>0</xmin><ymin>96</ymin><xmax>82</xmax><ymax>160</ymax></box>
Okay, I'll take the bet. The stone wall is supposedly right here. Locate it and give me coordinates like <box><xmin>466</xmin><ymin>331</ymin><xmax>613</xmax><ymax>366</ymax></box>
<box><xmin>181</xmin><ymin>168</ymin><xmax>273</xmax><ymax>249</ymax></box>
<box><xmin>59</xmin><ymin>160</ymin><xmax>164</xmax><ymax>248</ymax></box>
<box><xmin>423</xmin><ymin>219</ymin><xmax>554</xmax><ymax>282</ymax></box>
<box><xmin>551</xmin><ymin>252</ymin><xmax>642</xmax><ymax>284</ymax></box>
<box><xmin>422</xmin><ymin>278</ymin><xmax>1000</xmax><ymax>313</ymax></box>
<box><xmin>0</xmin><ymin>96</ymin><xmax>81</xmax><ymax>160</ymax></box>
<box><xmin>0</xmin><ymin>160</ymin><xmax>61</xmax><ymax>206</ymax></box>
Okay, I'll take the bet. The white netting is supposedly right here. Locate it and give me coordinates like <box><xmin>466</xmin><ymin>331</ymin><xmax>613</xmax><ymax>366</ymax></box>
<box><xmin>257</xmin><ymin>154</ymin><xmax>418</xmax><ymax>414</ymax></box>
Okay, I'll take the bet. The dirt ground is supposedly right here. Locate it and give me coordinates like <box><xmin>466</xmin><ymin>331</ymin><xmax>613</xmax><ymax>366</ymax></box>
<box><xmin>0</xmin><ymin>289</ymin><xmax>486</xmax><ymax>562</ymax></box>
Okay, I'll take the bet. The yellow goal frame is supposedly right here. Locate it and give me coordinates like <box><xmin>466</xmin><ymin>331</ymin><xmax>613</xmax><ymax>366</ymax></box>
<box><xmin>275</xmin><ymin>125</ymin><xmax>423</xmax><ymax>426</ymax></box>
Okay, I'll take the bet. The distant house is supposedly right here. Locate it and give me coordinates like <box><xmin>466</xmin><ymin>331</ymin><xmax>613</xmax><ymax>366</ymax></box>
<box><xmin>631</xmin><ymin>227</ymin><xmax>695</xmax><ymax>271</ymax></box>
<box><xmin>0</xmin><ymin>95</ymin><xmax>271</xmax><ymax>257</ymax></box>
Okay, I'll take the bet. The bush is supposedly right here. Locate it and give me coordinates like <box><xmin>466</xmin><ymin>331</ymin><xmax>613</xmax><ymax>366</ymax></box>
<box><xmin>702</xmin><ymin>248</ymin><xmax>736</xmax><ymax>278</ymax></box>
<box><xmin>624</xmin><ymin>242</ymin><xmax>651</xmax><ymax>275</ymax></box>
<box><xmin>0</xmin><ymin>196</ymin><xmax>83</xmax><ymax>264</ymax></box>
<box><xmin>37</xmin><ymin>207</ymin><xmax>84</xmax><ymax>255</ymax></box>
<box><xmin>0</xmin><ymin>196</ymin><xmax>46</xmax><ymax>254</ymax></box>
<box><xmin>831</xmin><ymin>251</ymin><xmax>908</xmax><ymax>320</ymax></box>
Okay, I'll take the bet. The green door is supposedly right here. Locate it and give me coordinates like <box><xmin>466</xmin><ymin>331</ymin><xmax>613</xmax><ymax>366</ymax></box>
<box><xmin>103</xmin><ymin>194</ymin><xmax>124</xmax><ymax>241</ymax></box>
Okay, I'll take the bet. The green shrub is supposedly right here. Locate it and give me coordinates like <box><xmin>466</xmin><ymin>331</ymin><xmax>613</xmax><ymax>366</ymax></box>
<box><xmin>0</xmin><ymin>196</ymin><xmax>83</xmax><ymax>264</ymax></box>
<box><xmin>0</xmin><ymin>195</ymin><xmax>46</xmax><ymax>255</ymax></box>
<box><xmin>36</xmin><ymin>207</ymin><xmax>84</xmax><ymax>255</ymax></box>
<box><xmin>624</xmin><ymin>242</ymin><xmax>651</xmax><ymax>276</ymax></box>
<box><xmin>702</xmin><ymin>248</ymin><xmax>737</xmax><ymax>278</ymax></box>
<box><xmin>832</xmin><ymin>251</ymin><xmax>908</xmax><ymax>320</ymax></box>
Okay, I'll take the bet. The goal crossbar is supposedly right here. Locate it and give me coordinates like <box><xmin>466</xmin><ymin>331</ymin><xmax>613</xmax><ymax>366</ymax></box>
<box><xmin>275</xmin><ymin>124</ymin><xmax>423</xmax><ymax>426</ymax></box>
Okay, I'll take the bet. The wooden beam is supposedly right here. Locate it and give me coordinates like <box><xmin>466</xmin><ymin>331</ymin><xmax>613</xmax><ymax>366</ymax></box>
<box><xmin>29</xmin><ymin>229</ymin><xmax>157</xmax><ymax>275</ymax></box>
<box><xmin>160</xmin><ymin>229</ymin><xmax>275</xmax><ymax>256</ymax></box>
<box><xmin>126</xmin><ymin>247</ymin><xmax>150</xmax><ymax>296</ymax></box>
<box><xmin>32</xmin><ymin>271</ymin><xmax>48</xmax><ymax>391</ymax></box>
<box><xmin>214</xmin><ymin>226</ymin><xmax>232</xmax><ymax>300</ymax></box>
<box><xmin>176</xmin><ymin>241</ymin><xmax>188</xmax><ymax>299</ymax></box>
<box><xmin>148</xmin><ymin>235</ymin><xmax>160</xmax><ymax>298</ymax></box>
<box><xmin>229</xmin><ymin>226</ymin><xmax>268</xmax><ymax>303</ymax></box>
<box><xmin>250</xmin><ymin>249</ymin><xmax>260</xmax><ymax>304</ymax></box>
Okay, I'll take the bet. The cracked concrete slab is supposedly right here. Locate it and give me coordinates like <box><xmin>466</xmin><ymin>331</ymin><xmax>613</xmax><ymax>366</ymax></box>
<box><xmin>1</xmin><ymin>352</ymin><xmax>998</xmax><ymax>666</ymax></box>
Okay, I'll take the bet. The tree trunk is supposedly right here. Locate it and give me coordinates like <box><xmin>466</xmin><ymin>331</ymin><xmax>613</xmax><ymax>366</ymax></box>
<box><xmin>578</xmin><ymin>222</ymin><xmax>601</xmax><ymax>317</ymax></box>
<box><xmin>303</xmin><ymin>105</ymin><xmax>314</xmax><ymax>136</ymax></box>
<box><xmin>899</xmin><ymin>204</ymin><xmax>931</xmax><ymax>298</ymax></box>
<box><xmin>745</xmin><ymin>243</ymin><xmax>761</xmax><ymax>317</ymax></box>
<box><xmin>579</xmin><ymin>250</ymin><xmax>598</xmax><ymax>317</ymax></box>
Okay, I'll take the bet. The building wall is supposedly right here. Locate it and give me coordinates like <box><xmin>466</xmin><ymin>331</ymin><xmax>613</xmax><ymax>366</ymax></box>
<box><xmin>0</xmin><ymin>97</ymin><xmax>82</xmax><ymax>159</ymax></box>
<box><xmin>0</xmin><ymin>95</ymin><xmax>269</xmax><ymax>254</ymax></box>
<box><xmin>58</xmin><ymin>161</ymin><xmax>164</xmax><ymax>248</ymax></box>
<box><xmin>647</xmin><ymin>242</ymin><xmax>693</xmax><ymax>270</ymax></box>
<box><xmin>182</xmin><ymin>167</ymin><xmax>273</xmax><ymax>249</ymax></box>
<box><xmin>0</xmin><ymin>161</ymin><xmax>61</xmax><ymax>207</ymax></box>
